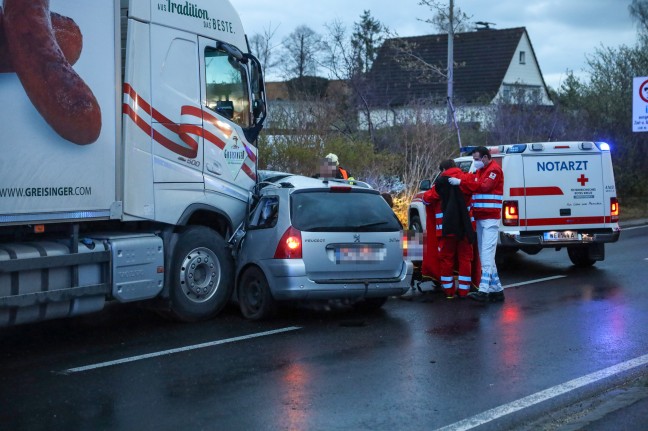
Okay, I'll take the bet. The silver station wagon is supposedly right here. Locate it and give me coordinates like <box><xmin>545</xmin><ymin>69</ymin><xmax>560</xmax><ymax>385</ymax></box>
<box><xmin>234</xmin><ymin>173</ymin><xmax>413</xmax><ymax>320</ymax></box>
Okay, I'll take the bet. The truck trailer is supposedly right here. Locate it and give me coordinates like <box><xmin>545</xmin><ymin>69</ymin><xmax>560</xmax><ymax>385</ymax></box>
<box><xmin>0</xmin><ymin>0</ymin><xmax>267</xmax><ymax>326</ymax></box>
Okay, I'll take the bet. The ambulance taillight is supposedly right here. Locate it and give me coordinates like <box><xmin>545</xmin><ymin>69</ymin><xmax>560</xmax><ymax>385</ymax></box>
<box><xmin>503</xmin><ymin>200</ymin><xmax>519</xmax><ymax>226</ymax></box>
<box><xmin>611</xmin><ymin>197</ymin><xmax>619</xmax><ymax>223</ymax></box>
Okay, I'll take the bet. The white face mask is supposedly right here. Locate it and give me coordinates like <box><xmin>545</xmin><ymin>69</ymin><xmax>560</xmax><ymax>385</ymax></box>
<box><xmin>473</xmin><ymin>160</ymin><xmax>485</xmax><ymax>170</ymax></box>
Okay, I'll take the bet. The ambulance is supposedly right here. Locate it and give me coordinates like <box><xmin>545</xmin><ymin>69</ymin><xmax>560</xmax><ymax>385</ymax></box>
<box><xmin>408</xmin><ymin>141</ymin><xmax>621</xmax><ymax>267</ymax></box>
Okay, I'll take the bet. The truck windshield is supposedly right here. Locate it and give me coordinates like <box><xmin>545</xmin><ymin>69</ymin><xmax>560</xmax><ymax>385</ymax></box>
<box><xmin>204</xmin><ymin>47</ymin><xmax>251</xmax><ymax>127</ymax></box>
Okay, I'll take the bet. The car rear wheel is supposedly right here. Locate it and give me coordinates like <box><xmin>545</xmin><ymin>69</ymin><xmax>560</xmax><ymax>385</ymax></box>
<box><xmin>168</xmin><ymin>226</ymin><xmax>234</xmax><ymax>322</ymax></box>
<box><xmin>567</xmin><ymin>245</ymin><xmax>596</xmax><ymax>267</ymax></box>
<box><xmin>353</xmin><ymin>297</ymin><xmax>388</xmax><ymax>312</ymax></box>
<box><xmin>238</xmin><ymin>267</ymin><xmax>277</xmax><ymax>320</ymax></box>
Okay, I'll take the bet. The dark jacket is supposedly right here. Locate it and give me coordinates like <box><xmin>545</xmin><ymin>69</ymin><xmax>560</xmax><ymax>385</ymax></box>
<box><xmin>434</xmin><ymin>169</ymin><xmax>475</xmax><ymax>243</ymax></box>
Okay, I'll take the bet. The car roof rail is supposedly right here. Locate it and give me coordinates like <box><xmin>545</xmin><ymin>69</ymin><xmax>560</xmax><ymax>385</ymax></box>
<box><xmin>324</xmin><ymin>178</ymin><xmax>373</xmax><ymax>189</ymax></box>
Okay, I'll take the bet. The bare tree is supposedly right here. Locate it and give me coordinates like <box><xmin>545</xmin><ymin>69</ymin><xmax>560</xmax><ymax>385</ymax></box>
<box><xmin>381</xmin><ymin>101</ymin><xmax>456</xmax><ymax>200</ymax></box>
<box><xmin>281</xmin><ymin>25</ymin><xmax>323</xmax><ymax>80</ymax></box>
<box><xmin>383</xmin><ymin>1</ymin><xmax>473</xmax><ymax>96</ymax></box>
<box><xmin>249</xmin><ymin>23</ymin><xmax>281</xmax><ymax>78</ymax></box>
<box><xmin>322</xmin><ymin>17</ymin><xmax>388</xmax><ymax>142</ymax></box>
<box><xmin>630</xmin><ymin>0</ymin><xmax>648</xmax><ymax>35</ymax></box>
<box><xmin>418</xmin><ymin>0</ymin><xmax>472</xmax><ymax>34</ymax></box>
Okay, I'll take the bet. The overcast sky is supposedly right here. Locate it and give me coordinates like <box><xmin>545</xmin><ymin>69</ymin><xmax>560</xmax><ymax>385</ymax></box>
<box><xmin>231</xmin><ymin>0</ymin><xmax>640</xmax><ymax>89</ymax></box>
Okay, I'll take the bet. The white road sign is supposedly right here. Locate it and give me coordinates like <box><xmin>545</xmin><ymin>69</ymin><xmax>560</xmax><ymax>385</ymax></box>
<box><xmin>633</xmin><ymin>76</ymin><xmax>648</xmax><ymax>132</ymax></box>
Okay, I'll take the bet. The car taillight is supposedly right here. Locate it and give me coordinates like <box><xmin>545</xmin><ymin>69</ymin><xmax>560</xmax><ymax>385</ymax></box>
<box><xmin>503</xmin><ymin>200</ymin><xmax>519</xmax><ymax>226</ymax></box>
<box><xmin>274</xmin><ymin>226</ymin><xmax>302</xmax><ymax>259</ymax></box>
<box><xmin>610</xmin><ymin>197</ymin><xmax>619</xmax><ymax>222</ymax></box>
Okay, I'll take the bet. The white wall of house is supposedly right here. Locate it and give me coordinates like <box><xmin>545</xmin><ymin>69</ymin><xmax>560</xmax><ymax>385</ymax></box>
<box><xmin>494</xmin><ymin>33</ymin><xmax>553</xmax><ymax>106</ymax></box>
<box><xmin>361</xmin><ymin>103</ymin><xmax>497</xmax><ymax>130</ymax></box>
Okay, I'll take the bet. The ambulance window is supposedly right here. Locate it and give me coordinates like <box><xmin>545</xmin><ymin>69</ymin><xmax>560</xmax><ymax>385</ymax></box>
<box><xmin>457</xmin><ymin>160</ymin><xmax>473</xmax><ymax>172</ymax></box>
<box><xmin>204</xmin><ymin>47</ymin><xmax>251</xmax><ymax>127</ymax></box>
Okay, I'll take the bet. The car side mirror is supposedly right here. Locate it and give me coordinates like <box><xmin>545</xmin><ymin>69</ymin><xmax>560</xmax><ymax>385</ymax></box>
<box><xmin>419</xmin><ymin>179</ymin><xmax>431</xmax><ymax>191</ymax></box>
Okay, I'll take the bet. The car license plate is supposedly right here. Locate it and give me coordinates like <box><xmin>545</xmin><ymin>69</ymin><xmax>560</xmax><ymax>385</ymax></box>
<box><xmin>543</xmin><ymin>231</ymin><xmax>582</xmax><ymax>241</ymax></box>
<box><xmin>335</xmin><ymin>245</ymin><xmax>386</xmax><ymax>263</ymax></box>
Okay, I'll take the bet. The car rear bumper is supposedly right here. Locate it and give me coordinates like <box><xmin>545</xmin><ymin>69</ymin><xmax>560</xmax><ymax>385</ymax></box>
<box><xmin>261</xmin><ymin>259</ymin><xmax>413</xmax><ymax>301</ymax></box>
<box><xmin>499</xmin><ymin>228</ymin><xmax>621</xmax><ymax>247</ymax></box>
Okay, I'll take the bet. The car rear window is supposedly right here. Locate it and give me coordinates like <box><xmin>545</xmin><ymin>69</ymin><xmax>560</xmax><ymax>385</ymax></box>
<box><xmin>290</xmin><ymin>190</ymin><xmax>402</xmax><ymax>232</ymax></box>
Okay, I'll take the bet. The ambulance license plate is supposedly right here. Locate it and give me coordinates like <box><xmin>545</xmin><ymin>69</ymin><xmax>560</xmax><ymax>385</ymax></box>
<box><xmin>543</xmin><ymin>231</ymin><xmax>582</xmax><ymax>241</ymax></box>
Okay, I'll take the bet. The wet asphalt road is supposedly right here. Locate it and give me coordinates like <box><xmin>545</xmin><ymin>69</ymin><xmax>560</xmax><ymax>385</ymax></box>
<box><xmin>1</xmin><ymin>223</ymin><xmax>647</xmax><ymax>431</ymax></box>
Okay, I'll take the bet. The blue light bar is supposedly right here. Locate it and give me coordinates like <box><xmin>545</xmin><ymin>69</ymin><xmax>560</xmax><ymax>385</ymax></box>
<box><xmin>595</xmin><ymin>142</ymin><xmax>611</xmax><ymax>151</ymax></box>
<box><xmin>506</xmin><ymin>144</ymin><xmax>527</xmax><ymax>154</ymax></box>
<box><xmin>459</xmin><ymin>146</ymin><xmax>477</xmax><ymax>155</ymax></box>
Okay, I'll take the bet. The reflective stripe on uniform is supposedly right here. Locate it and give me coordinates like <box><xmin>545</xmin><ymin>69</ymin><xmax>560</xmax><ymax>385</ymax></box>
<box><xmin>474</xmin><ymin>202</ymin><xmax>503</xmax><ymax>209</ymax></box>
<box><xmin>440</xmin><ymin>275</ymin><xmax>454</xmax><ymax>289</ymax></box>
<box><xmin>473</xmin><ymin>194</ymin><xmax>503</xmax><ymax>200</ymax></box>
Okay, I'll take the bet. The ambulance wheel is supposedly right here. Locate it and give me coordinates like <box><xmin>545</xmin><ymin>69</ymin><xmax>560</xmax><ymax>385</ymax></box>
<box><xmin>567</xmin><ymin>246</ymin><xmax>596</xmax><ymax>267</ymax></box>
<box><xmin>168</xmin><ymin>226</ymin><xmax>234</xmax><ymax>322</ymax></box>
<box><xmin>496</xmin><ymin>248</ymin><xmax>518</xmax><ymax>268</ymax></box>
<box><xmin>410</xmin><ymin>215</ymin><xmax>423</xmax><ymax>232</ymax></box>
<box><xmin>238</xmin><ymin>266</ymin><xmax>277</xmax><ymax>320</ymax></box>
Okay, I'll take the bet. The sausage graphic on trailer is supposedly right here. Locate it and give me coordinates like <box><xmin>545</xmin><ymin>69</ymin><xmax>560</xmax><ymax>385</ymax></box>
<box><xmin>0</xmin><ymin>11</ymin><xmax>83</xmax><ymax>72</ymax></box>
<box><xmin>2</xmin><ymin>0</ymin><xmax>101</xmax><ymax>145</ymax></box>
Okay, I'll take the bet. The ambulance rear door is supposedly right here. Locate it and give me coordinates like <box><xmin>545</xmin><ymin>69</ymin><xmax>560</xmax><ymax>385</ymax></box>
<box><xmin>520</xmin><ymin>147</ymin><xmax>605</xmax><ymax>235</ymax></box>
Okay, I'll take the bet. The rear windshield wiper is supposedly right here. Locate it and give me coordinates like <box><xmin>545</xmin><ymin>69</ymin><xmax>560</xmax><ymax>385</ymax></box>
<box><xmin>351</xmin><ymin>221</ymin><xmax>391</xmax><ymax>229</ymax></box>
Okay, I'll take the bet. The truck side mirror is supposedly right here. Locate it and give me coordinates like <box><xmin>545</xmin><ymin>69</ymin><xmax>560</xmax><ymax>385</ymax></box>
<box><xmin>419</xmin><ymin>179</ymin><xmax>431</xmax><ymax>191</ymax></box>
<box><xmin>242</xmin><ymin>54</ymin><xmax>267</xmax><ymax>143</ymax></box>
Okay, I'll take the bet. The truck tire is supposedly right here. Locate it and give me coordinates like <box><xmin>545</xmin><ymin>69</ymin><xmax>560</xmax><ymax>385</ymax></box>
<box><xmin>169</xmin><ymin>226</ymin><xmax>234</xmax><ymax>322</ymax></box>
<box><xmin>410</xmin><ymin>215</ymin><xmax>423</xmax><ymax>232</ymax></box>
<box><xmin>238</xmin><ymin>266</ymin><xmax>277</xmax><ymax>320</ymax></box>
<box><xmin>567</xmin><ymin>245</ymin><xmax>596</xmax><ymax>267</ymax></box>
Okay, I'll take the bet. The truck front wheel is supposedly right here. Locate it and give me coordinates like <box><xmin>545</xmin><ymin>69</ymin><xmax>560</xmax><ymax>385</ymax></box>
<box><xmin>169</xmin><ymin>226</ymin><xmax>234</xmax><ymax>322</ymax></box>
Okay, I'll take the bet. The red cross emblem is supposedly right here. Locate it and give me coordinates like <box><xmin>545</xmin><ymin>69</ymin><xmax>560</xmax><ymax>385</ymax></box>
<box><xmin>577</xmin><ymin>174</ymin><xmax>589</xmax><ymax>186</ymax></box>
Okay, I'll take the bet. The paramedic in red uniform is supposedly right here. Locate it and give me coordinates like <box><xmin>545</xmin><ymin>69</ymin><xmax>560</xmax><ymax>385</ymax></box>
<box><xmin>450</xmin><ymin>146</ymin><xmax>505</xmax><ymax>302</ymax></box>
<box><xmin>422</xmin><ymin>159</ymin><xmax>475</xmax><ymax>298</ymax></box>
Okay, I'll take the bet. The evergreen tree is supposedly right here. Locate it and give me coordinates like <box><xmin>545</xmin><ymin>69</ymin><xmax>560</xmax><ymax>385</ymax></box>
<box><xmin>350</xmin><ymin>10</ymin><xmax>386</xmax><ymax>75</ymax></box>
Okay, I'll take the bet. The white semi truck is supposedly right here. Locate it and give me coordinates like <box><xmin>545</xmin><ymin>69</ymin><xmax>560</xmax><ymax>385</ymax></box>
<box><xmin>0</xmin><ymin>0</ymin><xmax>267</xmax><ymax>326</ymax></box>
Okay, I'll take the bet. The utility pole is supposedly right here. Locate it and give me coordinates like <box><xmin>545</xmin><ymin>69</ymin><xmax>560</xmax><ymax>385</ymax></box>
<box><xmin>446</xmin><ymin>0</ymin><xmax>462</xmax><ymax>148</ymax></box>
<box><xmin>447</xmin><ymin>0</ymin><xmax>454</xmax><ymax>127</ymax></box>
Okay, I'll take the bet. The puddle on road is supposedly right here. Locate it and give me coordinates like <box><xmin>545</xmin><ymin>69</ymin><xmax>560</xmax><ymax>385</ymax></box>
<box><xmin>426</xmin><ymin>317</ymin><xmax>480</xmax><ymax>338</ymax></box>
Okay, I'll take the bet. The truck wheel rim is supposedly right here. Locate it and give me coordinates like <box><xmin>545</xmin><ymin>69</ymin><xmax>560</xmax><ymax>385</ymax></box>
<box><xmin>180</xmin><ymin>247</ymin><xmax>221</xmax><ymax>303</ymax></box>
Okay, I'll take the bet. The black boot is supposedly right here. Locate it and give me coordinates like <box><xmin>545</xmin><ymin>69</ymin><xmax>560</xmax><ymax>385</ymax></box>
<box><xmin>488</xmin><ymin>290</ymin><xmax>505</xmax><ymax>302</ymax></box>
<box><xmin>467</xmin><ymin>291</ymin><xmax>489</xmax><ymax>302</ymax></box>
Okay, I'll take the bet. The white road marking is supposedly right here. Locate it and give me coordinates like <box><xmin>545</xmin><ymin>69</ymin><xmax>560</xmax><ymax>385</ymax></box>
<box><xmin>622</xmin><ymin>225</ymin><xmax>648</xmax><ymax>231</ymax></box>
<box><xmin>61</xmin><ymin>326</ymin><xmax>302</xmax><ymax>374</ymax></box>
<box><xmin>435</xmin><ymin>353</ymin><xmax>648</xmax><ymax>431</ymax></box>
<box><xmin>503</xmin><ymin>275</ymin><xmax>566</xmax><ymax>289</ymax></box>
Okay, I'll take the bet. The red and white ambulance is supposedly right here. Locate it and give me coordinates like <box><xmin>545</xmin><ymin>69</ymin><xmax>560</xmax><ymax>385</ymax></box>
<box><xmin>408</xmin><ymin>141</ymin><xmax>621</xmax><ymax>267</ymax></box>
